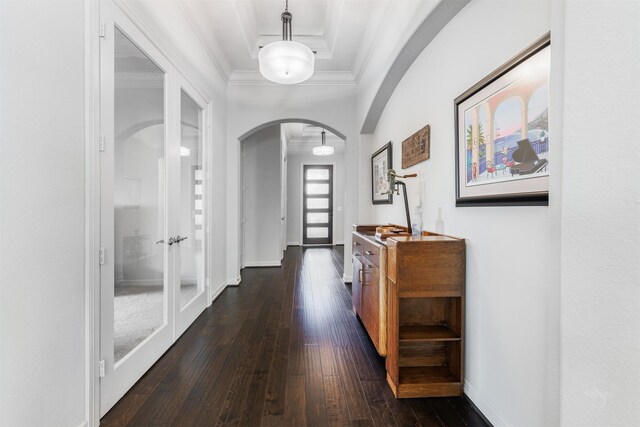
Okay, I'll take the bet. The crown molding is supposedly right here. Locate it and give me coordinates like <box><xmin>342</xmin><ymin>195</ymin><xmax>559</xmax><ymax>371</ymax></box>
<box><xmin>178</xmin><ymin>1</ymin><xmax>232</xmax><ymax>82</ymax></box>
<box><xmin>324</xmin><ymin>0</ymin><xmax>345</xmax><ymax>57</ymax></box>
<box><xmin>232</xmin><ymin>0</ymin><xmax>260</xmax><ymax>59</ymax></box>
<box><xmin>228</xmin><ymin>70</ymin><xmax>357</xmax><ymax>86</ymax></box>
<box><xmin>352</xmin><ymin>0</ymin><xmax>395</xmax><ymax>84</ymax></box>
<box><xmin>114</xmin><ymin>0</ymin><xmax>227</xmax><ymax>95</ymax></box>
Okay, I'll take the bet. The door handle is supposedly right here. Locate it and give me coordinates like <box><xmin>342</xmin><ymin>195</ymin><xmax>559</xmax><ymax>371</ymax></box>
<box><xmin>175</xmin><ymin>235</ymin><xmax>188</xmax><ymax>243</ymax></box>
<box><xmin>365</xmin><ymin>250</ymin><xmax>374</xmax><ymax>256</ymax></box>
<box><xmin>156</xmin><ymin>239</ymin><xmax>164</xmax><ymax>244</ymax></box>
<box><xmin>167</xmin><ymin>237</ymin><xmax>176</xmax><ymax>246</ymax></box>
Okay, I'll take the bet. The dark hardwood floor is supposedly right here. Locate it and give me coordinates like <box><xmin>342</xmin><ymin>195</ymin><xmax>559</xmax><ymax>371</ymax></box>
<box><xmin>102</xmin><ymin>246</ymin><xmax>489</xmax><ymax>427</ymax></box>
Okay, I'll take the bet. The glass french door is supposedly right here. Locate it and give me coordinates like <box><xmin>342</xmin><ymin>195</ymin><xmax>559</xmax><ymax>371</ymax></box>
<box><xmin>175</xmin><ymin>89</ymin><xmax>207</xmax><ymax>336</ymax></box>
<box><xmin>303</xmin><ymin>165</ymin><xmax>333</xmax><ymax>245</ymax></box>
<box><xmin>99</xmin><ymin>2</ymin><xmax>207</xmax><ymax>416</ymax></box>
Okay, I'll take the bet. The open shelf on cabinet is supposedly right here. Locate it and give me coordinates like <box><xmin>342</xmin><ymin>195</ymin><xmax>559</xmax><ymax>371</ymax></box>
<box><xmin>399</xmin><ymin>325</ymin><xmax>461</xmax><ymax>343</ymax></box>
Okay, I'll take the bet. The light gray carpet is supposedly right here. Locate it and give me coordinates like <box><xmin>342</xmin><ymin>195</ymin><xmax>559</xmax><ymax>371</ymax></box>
<box><xmin>114</xmin><ymin>284</ymin><xmax>197</xmax><ymax>362</ymax></box>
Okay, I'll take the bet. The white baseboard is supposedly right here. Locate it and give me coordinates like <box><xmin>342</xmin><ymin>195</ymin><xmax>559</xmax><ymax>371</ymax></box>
<box><xmin>464</xmin><ymin>380</ymin><xmax>509</xmax><ymax>427</ymax></box>
<box><xmin>227</xmin><ymin>275</ymin><xmax>241</xmax><ymax>286</ymax></box>
<box><xmin>343</xmin><ymin>274</ymin><xmax>352</xmax><ymax>283</ymax></box>
<box><xmin>209</xmin><ymin>282</ymin><xmax>227</xmax><ymax>303</ymax></box>
<box><xmin>243</xmin><ymin>260</ymin><xmax>282</xmax><ymax>267</ymax></box>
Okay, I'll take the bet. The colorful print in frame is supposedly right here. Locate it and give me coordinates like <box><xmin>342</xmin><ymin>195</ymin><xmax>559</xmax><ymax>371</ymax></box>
<box><xmin>455</xmin><ymin>33</ymin><xmax>550</xmax><ymax>206</ymax></box>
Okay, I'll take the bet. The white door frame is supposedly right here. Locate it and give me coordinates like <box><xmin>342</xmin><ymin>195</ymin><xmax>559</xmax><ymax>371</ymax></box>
<box><xmin>85</xmin><ymin>2</ymin><xmax>213</xmax><ymax>424</ymax></box>
<box><xmin>99</xmin><ymin>2</ymin><xmax>176</xmax><ymax>415</ymax></box>
<box><xmin>85</xmin><ymin>0</ymin><xmax>101</xmax><ymax>424</ymax></box>
<box><xmin>174</xmin><ymin>77</ymin><xmax>210</xmax><ymax>337</ymax></box>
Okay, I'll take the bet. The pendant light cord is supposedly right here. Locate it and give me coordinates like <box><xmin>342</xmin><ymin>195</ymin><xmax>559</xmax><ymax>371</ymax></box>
<box><xmin>285</xmin><ymin>0</ymin><xmax>288</xmax><ymax>12</ymax></box>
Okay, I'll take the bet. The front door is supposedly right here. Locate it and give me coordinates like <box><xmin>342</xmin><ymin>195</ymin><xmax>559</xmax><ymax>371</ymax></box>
<box><xmin>302</xmin><ymin>165</ymin><xmax>333</xmax><ymax>245</ymax></box>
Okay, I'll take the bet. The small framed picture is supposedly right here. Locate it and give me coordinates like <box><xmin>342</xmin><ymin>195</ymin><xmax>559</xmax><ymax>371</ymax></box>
<box><xmin>455</xmin><ymin>33</ymin><xmax>551</xmax><ymax>207</ymax></box>
<box><xmin>372</xmin><ymin>142</ymin><xmax>393</xmax><ymax>204</ymax></box>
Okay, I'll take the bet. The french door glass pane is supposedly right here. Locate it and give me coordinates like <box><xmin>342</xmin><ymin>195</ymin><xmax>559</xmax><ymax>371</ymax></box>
<box><xmin>179</xmin><ymin>91</ymin><xmax>204</xmax><ymax>309</ymax></box>
<box><xmin>307</xmin><ymin>227</ymin><xmax>329</xmax><ymax>238</ymax></box>
<box><xmin>113</xmin><ymin>28</ymin><xmax>166</xmax><ymax>363</ymax></box>
<box><xmin>306</xmin><ymin>183</ymin><xmax>329</xmax><ymax>195</ymax></box>
<box><xmin>307</xmin><ymin>212</ymin><xmax>329</xmax><ymax>224</ymax></box>
<box><xmin>306</xmin><ymin>169</ymin><xmax>329</xmax><ymax>180</ymax></box>
<box><xmin>307</xmin><ymin>198</ymin><xmax>329</xmax><ymax>209</ymax></box>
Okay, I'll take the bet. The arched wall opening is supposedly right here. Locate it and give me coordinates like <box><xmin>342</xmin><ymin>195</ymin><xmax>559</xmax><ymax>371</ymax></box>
<box><xmin>228</xmin><ymin>117</ymin><xmax>354</xmax><ymax>284</ymax></box>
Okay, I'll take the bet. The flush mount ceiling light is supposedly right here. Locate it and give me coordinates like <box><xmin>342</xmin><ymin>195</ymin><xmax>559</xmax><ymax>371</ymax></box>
<box><xmin>313</xmin><ymin>129</ymin><xmax>334</xmax><ymax>156</ymax></box>
<box><xmin>258</xmin><ymin>0</ymin><xmax>315</xmax><ymax>84</ymax></box>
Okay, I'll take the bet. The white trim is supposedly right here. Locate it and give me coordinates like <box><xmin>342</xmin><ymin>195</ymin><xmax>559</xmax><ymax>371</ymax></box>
<box><xmin>287</xmin><ymin>241</ymin><xmax>301</xmax><ymax>246</ymax></box>
<box><xmin>209</xmin><ymin>282</ymin><xmax>227</xmax><ymax>303</ymax></box>
<box><xmin>84</xmin><ymin>0</ymin><xmax>101</xmax><ymax>425</ymax></box>
<box><xmin>112</xmin><ymin>0</ymin><xmax>212</xmax><ymax>102</ymax></box>
<box><xmin>228</xmin><ymin>275</ymin><xmax>242</xmax><ymax>286</ymax></box>
<box><xmin>464</xmin><ymin>380</ymin><xmax>509</xmax><ymax>427</ymax></box>
<box><xmin>342</xmin><ymin>274</ymin><xmax>352</xmax><ymax>283</ymax></box>
<box><xmin>176</xmin><ymin>1</ymin><xmax>230</xmax><ymax>83</ymax></box>
<box><xmin>206</xmin><ymin>102</ymin><xmax>215</xmax><ymax>306</ymax></box>
<box><xmin>334</xmin><ymin>241</ymin><xmax>344</xmax><ymax>245</ymax></box>
<box><xmin>243</xmin><ymin>261</ymin><xmax>282</xmax><ymax>267</ymax></box>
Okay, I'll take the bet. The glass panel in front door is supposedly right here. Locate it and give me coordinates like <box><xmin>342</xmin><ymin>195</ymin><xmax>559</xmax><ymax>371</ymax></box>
<box><xmin>179</xmin><ymin>91</ymin><xmax>204</xmax><ymax>309</ymax></box>
<box><xmin>307</xmin><ymin>198</ymin><xmax>329</xmax><ymax>209</ymax></box>
<box><xmin>113</xmin><ymin>28</ymin><xmax>166</xmax><ymax>363</ymax></box>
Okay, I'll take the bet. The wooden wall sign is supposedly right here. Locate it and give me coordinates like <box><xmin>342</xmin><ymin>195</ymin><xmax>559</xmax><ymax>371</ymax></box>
<box><xmin>402</xmin><ymin>125</ymin><xmax>430</xmax><ymax>169</ymax></box>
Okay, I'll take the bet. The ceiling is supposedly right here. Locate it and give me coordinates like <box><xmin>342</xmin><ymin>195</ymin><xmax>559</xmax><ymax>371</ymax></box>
<box><xmin>180</xmin><ymin>0</ymin><xmax>396</xmax><ymax>84</ymax></box>
<box><xmin>283</xmin><ymin>123</ymin><xmax>344</xmax><ymax>154</ymax></box>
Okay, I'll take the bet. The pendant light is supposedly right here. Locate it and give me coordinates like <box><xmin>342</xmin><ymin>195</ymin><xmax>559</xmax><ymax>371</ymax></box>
<box><xmin>258</xmin><ymin>0</ymin><xmax>315</xmax><ymax>84</ymax></box>
<box><xmin>313</xmin><ymin>129</ymin><xmax>334</xmax><ymax>156</ymax></box>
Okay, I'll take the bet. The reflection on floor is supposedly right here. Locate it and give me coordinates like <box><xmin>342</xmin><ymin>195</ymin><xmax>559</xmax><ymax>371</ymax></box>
<box><xmin>114</xmin><ymin>284</ymin><xmax>197</xmax><ymax>362</ymax></box>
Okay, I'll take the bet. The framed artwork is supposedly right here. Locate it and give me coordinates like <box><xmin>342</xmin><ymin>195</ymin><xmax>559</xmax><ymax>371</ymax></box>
<box><xmin>371</xmin><ymin>142</ymin><xmax>393</xmax><ymax>204</ymax></box>
<box><xmin>402</xmin><ymin>125</ymin><xmax>430</xmax><ymax>169</ymax></box>
<box><xmin>455</xmin><ymin>32</ymin><xmax>551</xmax><ymax>207</ymax></box>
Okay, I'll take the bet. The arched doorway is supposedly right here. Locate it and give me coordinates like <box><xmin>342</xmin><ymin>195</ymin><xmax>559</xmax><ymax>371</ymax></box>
<box><xmin>238</xmin><ymin>119</ymin><xmax>347</xmax><ymax>271</ymax></box>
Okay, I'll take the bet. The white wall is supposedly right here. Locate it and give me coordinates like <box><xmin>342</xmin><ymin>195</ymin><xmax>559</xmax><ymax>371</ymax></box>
<box><xmin>361</xmin><ymin>1</ymin><xmax>556</xmax><ymax>425</ymax></box>
<box><xmin>560</xmin><ymin>1</ymin><xmax>640</xmax><ymax>425</ymax></box>
<box><xmin>242</xmin><ymin>125</ymin><xmax>282</xmax><ymax>266</ymax></box>
<box><xmin>226</xmin><ymin>84</ymin><xmax>359</xmax><ymax>283</ymax></box>
<box><xmin>0</xmin><ymin>1</ymin><xmax>87</xmax><ymax>426</ymax></box>
<box><xmin>286</xmin><ymin>149</ymin><xmax>346</xmax><ymax>246</ymax></box>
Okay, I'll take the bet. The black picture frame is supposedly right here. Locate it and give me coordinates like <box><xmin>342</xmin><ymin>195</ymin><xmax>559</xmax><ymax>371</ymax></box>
<box><xmin>371</xmin><ymin>142</ymin><xmax>393</xmax><ymax>205</ymax></box>
<box><xmin>454</xmin><ymin>32</ymin><xmax>551</xmax><ymax>207</ymax></box>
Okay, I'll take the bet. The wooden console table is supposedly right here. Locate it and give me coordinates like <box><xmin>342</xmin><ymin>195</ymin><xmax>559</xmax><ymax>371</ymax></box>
<box><xmin>351</xmin><ymin>225</ymin><xmax>466</xmax><ymax>398</ymax></box>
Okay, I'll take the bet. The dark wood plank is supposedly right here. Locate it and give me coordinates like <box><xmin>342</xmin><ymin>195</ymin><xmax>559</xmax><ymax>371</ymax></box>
<box><xmin>323</xmin><ymin>375</ymin><xmax>350</xmax><ymax>427</ymax></box>
<box><xmin>284</xmin><ymin>375</ymin><xmax>307</xmax><ymax>427</ymax></box>
<box><xmin>101</xmin><ymin>247</ymin><xmax>488</xmax><ymax>427</ymax></box>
